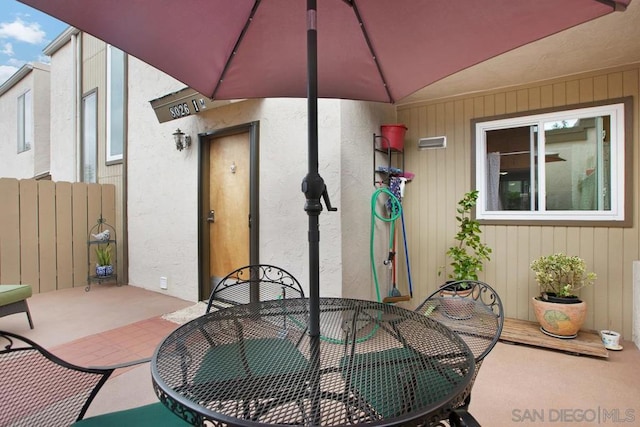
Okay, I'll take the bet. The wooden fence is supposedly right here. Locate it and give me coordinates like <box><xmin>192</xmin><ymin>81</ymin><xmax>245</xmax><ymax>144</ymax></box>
<box><xmin>0</xmin><ymin>178</ymin><xmax>117</xmax><ymax>293</ymax></box>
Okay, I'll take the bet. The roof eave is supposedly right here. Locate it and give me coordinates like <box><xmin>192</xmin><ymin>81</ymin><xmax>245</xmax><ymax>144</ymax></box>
<box><xmin>0</xmin><ymin>64</ymin><xmax>34</xmax><ymax>97</ymax></box>
<box><xmin>43</xmin><ymin>26</ymin><xmax>80</xmax><ymax>56</ymax></box>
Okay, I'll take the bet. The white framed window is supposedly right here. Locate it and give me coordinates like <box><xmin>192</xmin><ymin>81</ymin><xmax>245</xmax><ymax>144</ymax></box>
<box><xmin>474</xmin><ymin>99</ymin><xmax>630</xmax><ymax>224</ymax></box>
<box><xmin>17</xmin><ymin>90</ymin><xmax>33</xmax><ymax>153</ymax></box>
<box><xmin>82</xmin><ymin>90</ymin><xmax>98</xmax><ymax>183</ymax></box>
<box><xmin>106</xmin><ymin>45</ymin><xmax>126</xmax><ymax>163</ymax></box>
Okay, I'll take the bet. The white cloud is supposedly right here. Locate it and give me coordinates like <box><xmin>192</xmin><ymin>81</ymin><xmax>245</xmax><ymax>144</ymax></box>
<box><xmin>0</xmin><ymin>64</ymin><xmax>19</xmax><ymax>84</ymax></box>
<box><xmin>0</xmin><ymin>18</ymin><xmax>46</xmax><ymax>44</ymax></box>
<box><xmin>7</xmin><ymin>58</ymin><xmax>25</xmax><ymax>67</ymax></box>
<box><xmin>1</xmin><ymin>42</ymin><xmax>14</xmax><ymax>56</ymax></box>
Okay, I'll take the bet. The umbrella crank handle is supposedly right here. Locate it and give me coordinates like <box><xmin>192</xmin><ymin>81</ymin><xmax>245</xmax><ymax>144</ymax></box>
<box><xmin>302</xmin><ymin>174</ymin><xmax>338</xmax><ymax>213</ymax></box>
<box><xmin>322</xmin><ymin>187</ymin><xmax>338</xmax><ymax>212</ymax></box>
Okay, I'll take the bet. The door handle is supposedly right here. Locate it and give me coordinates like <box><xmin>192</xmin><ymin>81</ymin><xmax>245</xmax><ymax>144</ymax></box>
<box><xmin>207</xmin><ymin>210</ymin><xmax>215</xmax><ymax>223</ymax></box>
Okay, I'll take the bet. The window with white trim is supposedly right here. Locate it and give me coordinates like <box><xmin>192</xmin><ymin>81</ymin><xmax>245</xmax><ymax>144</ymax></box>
<box><xmin>17</xmin><ymin>90</ymin><xmax>33</xmax><ymax>153</ymax></box>
<box><xmin>106</xmin><ymin>45</ymin><xmax>125</xmax><ymax>162</ymax></box>
<box><xmin>474</xmin><ymin>100</ymin><xmax>629</xmax><ymax>223</ymax></box>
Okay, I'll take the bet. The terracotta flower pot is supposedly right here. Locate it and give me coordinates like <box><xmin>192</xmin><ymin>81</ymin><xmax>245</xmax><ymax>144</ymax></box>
<box><xmin>531</xmin><ymin>297</ymin><xmax>587</xmax><ymax>338</ymax></box>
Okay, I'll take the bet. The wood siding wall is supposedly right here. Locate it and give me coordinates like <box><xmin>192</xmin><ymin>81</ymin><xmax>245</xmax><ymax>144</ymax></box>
<box><xmin>397</xmin><ymin>64</ymin><xmax>639</xmax><ymax>338</ymax></box>
<box><xmin>0</xmin><ymin>178</ymin><xmax>116</xmax><ymax>293</ymax></box>
<box><xmin>82</xmin><ymin>33</ymin><xmax>126</xmax><ymax>282</ymax></box>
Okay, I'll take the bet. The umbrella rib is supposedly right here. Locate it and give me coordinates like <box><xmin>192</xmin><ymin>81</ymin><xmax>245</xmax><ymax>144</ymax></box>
<box><xmin>349</xmin><ymin>1</ymin><xmax>394</xmax><ymax>103</ymax></box>
<box><xmin>211</xmin><ymin>0</ymin><xmax>263</xmax><ymax>100</ymax></box>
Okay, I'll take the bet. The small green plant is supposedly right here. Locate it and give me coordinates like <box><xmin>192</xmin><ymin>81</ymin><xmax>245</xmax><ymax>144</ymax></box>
<box><xmin>531</xmin><ymin>253</ymin><xmax>596</xmax><ymax>297</ymax></box>
<box><xmin>95</xmin><ymin>244</ymin><xmax>112</xmax><ymax>266</ymax></box>
<box><xmin>441</xmin><ymin>190</ymin><xmax>492</xmax><ymax>283</ymax></box>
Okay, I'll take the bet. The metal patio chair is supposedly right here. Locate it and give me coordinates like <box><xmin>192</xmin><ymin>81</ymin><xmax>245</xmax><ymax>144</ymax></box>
<box><xmin>414</xmin><ymin>280</ymin><xmax>504</xmax><ymax>427</ymax></box>
<box><xmin>205</xmin><ymin>264</ymin><xmax>304</xmax><ymax>313</ymax></box>
<box><xmin>0</xmin><ymin>284</ymin><xmax>34</xmax><ymax>329</ymax></box>
<box><xmin>183</xmin><ymin>265</ymin><xmax>309</xmax><ymax>423</ymax></box>
<box><xmin>0</xmin><ymin>330</ymin><xmax>190</xmax><ymax>427</ymax></box>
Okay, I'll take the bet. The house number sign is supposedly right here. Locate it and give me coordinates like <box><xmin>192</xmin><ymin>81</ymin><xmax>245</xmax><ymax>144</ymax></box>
<box><xmin>150</xmin><ymin>87</ymin><xmax>223</xmax><ymax>123</ymax></box>
<box><xmin>169</xmin><ymin>101</ymin><xmax>197</xmax><ymax>119</ymax></box>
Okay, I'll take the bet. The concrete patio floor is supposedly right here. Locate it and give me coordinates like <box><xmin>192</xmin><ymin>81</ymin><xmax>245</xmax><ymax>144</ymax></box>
<box><xmin>1</xmin><ymin>284</ymin><xmax>639</xmax><ymax>426</ymax></box>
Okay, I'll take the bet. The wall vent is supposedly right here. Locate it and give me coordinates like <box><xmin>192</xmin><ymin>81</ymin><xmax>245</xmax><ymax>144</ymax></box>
<box><xmin>418</xmin><ymin>136</ymin><xmax>446</xmax><ymax>150</ymax></box>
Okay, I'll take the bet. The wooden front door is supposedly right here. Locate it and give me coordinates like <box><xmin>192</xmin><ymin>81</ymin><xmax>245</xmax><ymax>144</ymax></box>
<box><xmin>208</xmin><ymin>132</ymin><xmax>250</xmax><ymax>290</ymax></box>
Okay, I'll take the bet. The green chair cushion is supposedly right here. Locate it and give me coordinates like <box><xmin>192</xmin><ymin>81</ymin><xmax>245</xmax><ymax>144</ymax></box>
<box><xmin>341</xmin><ymin>347</ymin><xmax>463</xmax><ymax>418</ymax></box>
<box><xmin>0</xmin><ymin>284</ymin><xmax>32</xmax><ymax>306</ymax></box>
<box><xmin>72</xmin><ymin>402</ymin><xmax>191</xmax><ymax>426</ymax></box>
<box><xmin>194</xmin><ymin>337</ymin><xmax>309</xmax><ymax>384</ymax></box>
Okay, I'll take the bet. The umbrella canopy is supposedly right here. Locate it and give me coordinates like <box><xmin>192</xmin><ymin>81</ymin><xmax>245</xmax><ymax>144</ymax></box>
<box><xmin>19</xmin><ymin>0</ymin><xmax>629</xmax><ymax>103</ymax></box>
<box><xmin>19</xmin><ymin>0</ymin><xmax>629</xmax><ymax>336</ymax></box>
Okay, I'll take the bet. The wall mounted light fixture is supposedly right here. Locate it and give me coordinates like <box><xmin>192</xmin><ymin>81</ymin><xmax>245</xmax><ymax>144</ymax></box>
<box><xmin>173</xmin><ymin>128</ymin><xmax>192</xmax><ymax>151</ymax></box>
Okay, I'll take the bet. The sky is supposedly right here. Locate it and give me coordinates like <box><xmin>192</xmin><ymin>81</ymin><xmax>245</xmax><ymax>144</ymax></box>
<box><xmin>0</xmin><ymin>0</ymin><xmax>68</xmax><ymax>85</ymax></box>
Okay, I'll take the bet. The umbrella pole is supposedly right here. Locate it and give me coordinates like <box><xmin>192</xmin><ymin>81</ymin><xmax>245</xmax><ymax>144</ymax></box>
<box><xmin>303</xmin><ymin>0</ymin><xmax>325</xmax><ymax>339</ymax></box>
<box><xmin>303</xmin><ymin>0</ymin><xmax>337</xmax><ymax>337</ymax></box>
<box><xmin>304</xmin><ymin>2</ymin><xmax>323</xmax><ymax>425</ymax></box>
<box><xmin>303</xmin><ymin>0</ymin><xmax>337</xmax><ymax>336</ymax></box>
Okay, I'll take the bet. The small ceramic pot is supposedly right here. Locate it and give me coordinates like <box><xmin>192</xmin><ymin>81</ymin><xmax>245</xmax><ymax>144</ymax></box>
<box><xmin>600</xmin><ymin>330</ymin><xmax>620</xmax><ymax>349</ymax></box>
<box><xmin>96</xmin><ymin>265</ymin><xmax>114</xmax><ymax>277</ymax></box>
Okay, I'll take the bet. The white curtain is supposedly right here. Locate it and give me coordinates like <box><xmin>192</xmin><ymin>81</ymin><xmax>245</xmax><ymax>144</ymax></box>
<box><xmin>487</xmin><ymin>152</ymin><xmax>502</xmax><ymax>211</ymax></box>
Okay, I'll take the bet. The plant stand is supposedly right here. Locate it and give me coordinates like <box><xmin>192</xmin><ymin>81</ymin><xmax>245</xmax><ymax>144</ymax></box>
<box><xmin>87</xmin><ymin>216</ymin><xmax>118</xmax><ymax>292</ymax></box>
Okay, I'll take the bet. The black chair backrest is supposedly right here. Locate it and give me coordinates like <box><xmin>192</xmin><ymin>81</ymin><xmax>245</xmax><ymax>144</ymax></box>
<box><xmin>415</xmin><ymin>280</ymin><xmax>504</xmax><ymax>364</ymax></box>
<box><xmin>205</xmin><ymin>264</ymin><xmax>304</xmax><ymax>314</ymax></box>
<box><xmin>414</xmin><ymin>280</ymin><xmax>503</xmax><ymax>416</ymax></box>
<box><xmin>0</xmin><ymin>330</ymin><xmax>113</xmax><ymax>426</ymax></box>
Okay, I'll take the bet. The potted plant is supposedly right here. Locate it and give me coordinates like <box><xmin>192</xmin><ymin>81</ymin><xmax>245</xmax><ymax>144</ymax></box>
<box><xmin>438</xmin><ymin>190</ymin><xmax>492</xmax><ymax>318</ymax></box>
<box><xmin>95</xmin><ymin>244</ymin><xmax>113</xmax><ymax>277</ymax></box>
<box><xmin>440</xmin><ymin>190</ymin><xmax>492</xmax><ymax>290</ymax></box>
<box><xmin>530</xmin><ymin>253</ymin><xmax>596</xmax><ymax>338</ymax></box>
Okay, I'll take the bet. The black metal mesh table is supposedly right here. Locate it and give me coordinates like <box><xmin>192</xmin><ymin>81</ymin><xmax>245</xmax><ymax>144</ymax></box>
<box><xmin>151</xmin><ymin>298</ymin><xmax>475</xmax><ymax>426</ymax></box>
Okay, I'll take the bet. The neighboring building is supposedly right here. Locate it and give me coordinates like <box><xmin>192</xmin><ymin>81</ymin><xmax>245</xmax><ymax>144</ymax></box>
<box><xmin>43</xmin><ymin>27</ymin><xmax>80</xmax><ymax>183</ymax></box>
<box><xmin>0</xmin><ymin>63</ymin><xmax>51</xmax><ymax>180</ymax></box>
<box><xmin>43</xmin><ymin>28</ymin><xmax>129</xmax><ymax>284</ymax></box>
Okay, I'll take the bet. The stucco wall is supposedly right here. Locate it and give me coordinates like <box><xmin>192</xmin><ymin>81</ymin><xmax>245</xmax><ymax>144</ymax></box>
<box><xmin>0</xmin><ymin>65</ymin><xmax>52</xmax><ymax>179</ymax></box>
<box><xmin>49</xmin><ymin>36</ymin><xmax>77</xmax><ymax>182</ymax></box>
<box><xmin>32</xmin><ymin>66</ymin><xmax>51</xmax><ymax>177</ymax></box>
<box><xmin>127</xmin><ymin>58</ymin><xmax>394</xmax><ymax>303</ymax></box>
<box><xmin>126</xmin><ymin>60</ymin><xmax>196</xmax><ymax>301</ymax></box>
<box><xmin>340</xmin><ymin>101</ymin><xmax>397</xmax><ymax>302</ymax></box>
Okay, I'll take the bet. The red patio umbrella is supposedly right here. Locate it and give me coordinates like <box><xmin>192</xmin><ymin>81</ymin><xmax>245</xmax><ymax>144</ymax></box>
<box><xmin>19</xmin><ymin>0</ymin><xmax>630</xmax><ymax>336</ymax></box>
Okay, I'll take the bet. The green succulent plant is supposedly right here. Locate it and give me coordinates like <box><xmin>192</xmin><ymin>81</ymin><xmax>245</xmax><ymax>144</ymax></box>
<box><xmin>95</xmin><ymin>244</ymin><xmax>112</xmax><ymax>266</ymax></box>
